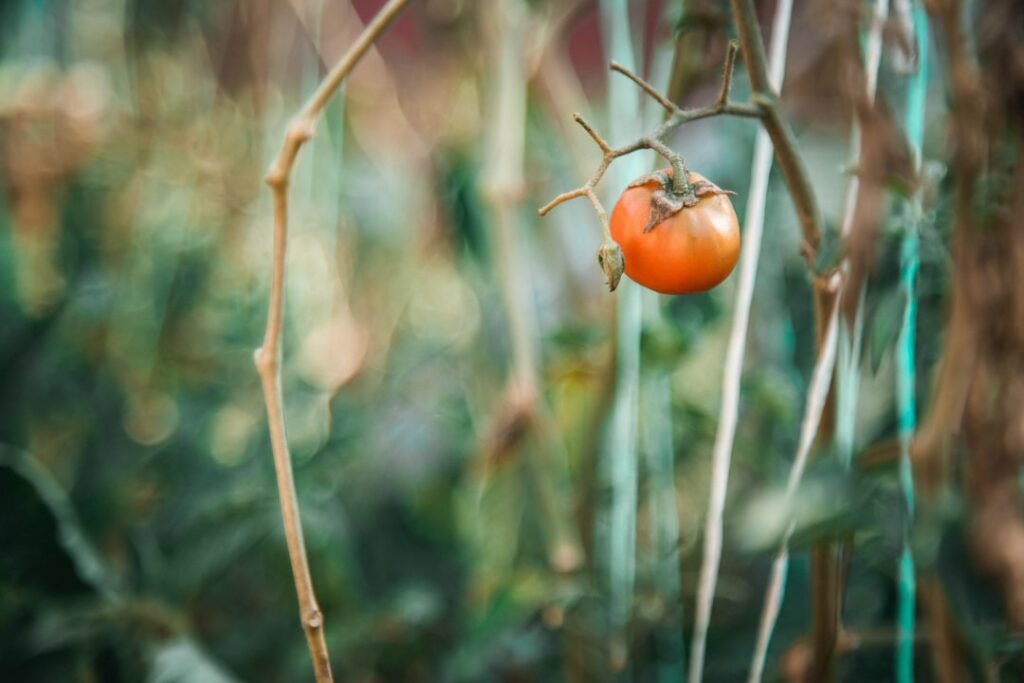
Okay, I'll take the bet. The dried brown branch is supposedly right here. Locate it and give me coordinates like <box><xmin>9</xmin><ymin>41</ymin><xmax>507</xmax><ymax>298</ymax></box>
<box><xmin>610</xmin><ymin>61</ymin><xmax>678</xmax><ymax>114</ymax></box>
<box><xmin>730</xmin><ymin>0</ymin><xmax>824</xmax><ymax>261</ymax></box>
<box><xmin>538</xmin><ymin>41</ymin><xmax>761</xmax><ymax>290</ymax></box>
<box><xmin>253</xmin><ymin>1</ymin><xmax>410</xmax><ymax>681</ymax></box>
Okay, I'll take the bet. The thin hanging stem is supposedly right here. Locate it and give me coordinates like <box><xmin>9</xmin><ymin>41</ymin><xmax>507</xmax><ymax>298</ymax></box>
<box><xmin>254</xmin><ymin>2</ymin><xmax>411</xmax><ymax>681</ymax></box>
<box><xmin>730</xmin><ymin>0</ymin><xmax>824</xmax><ymax>262</ymax></box>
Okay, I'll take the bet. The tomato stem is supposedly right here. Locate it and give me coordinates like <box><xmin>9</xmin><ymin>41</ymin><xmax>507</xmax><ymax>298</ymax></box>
<box><xmin>669</xmin><ymin>157</ymin><xmax>692</xmax><ymax>197</ymax></box>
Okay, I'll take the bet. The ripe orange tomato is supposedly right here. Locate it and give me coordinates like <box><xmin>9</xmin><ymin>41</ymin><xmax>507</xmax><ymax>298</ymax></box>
<box><xmin>609</xmin><ymin>170</ymin><xmax>740</xmax><ymax>295</ymax></box>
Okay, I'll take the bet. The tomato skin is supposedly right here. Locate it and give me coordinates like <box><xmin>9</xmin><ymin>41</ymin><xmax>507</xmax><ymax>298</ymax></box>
<box><xmin>610</xmin><ymin>170</ymin><xmax>740</xmax><ymax>295</ymax></box>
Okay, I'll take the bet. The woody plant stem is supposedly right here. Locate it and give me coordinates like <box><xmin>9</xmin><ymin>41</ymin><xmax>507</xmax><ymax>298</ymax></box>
<box><xmin>253</xmin><ymin>1</ymin><xmax>411</xmax><ymax>682</ymax></box>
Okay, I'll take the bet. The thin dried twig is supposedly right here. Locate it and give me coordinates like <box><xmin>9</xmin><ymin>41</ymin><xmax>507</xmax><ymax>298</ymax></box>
<box><xmin>253</xmin><ymin>1</ymin><xmax>410</xmax><ymax>681</ymax></box>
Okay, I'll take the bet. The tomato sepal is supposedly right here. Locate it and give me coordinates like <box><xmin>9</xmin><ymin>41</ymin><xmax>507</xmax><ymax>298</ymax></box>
<box><xmin>627</xmin><ymin>170</ymin><xmax>736</xmax><ymax>233</ymax></box>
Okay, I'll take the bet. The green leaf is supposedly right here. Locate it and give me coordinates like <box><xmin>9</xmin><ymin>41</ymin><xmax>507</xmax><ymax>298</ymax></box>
<box><xmin>735</xmin><ymin>458</ymin><xmax>882</xmax><ymax>551</ymax></box>
<box><xmin>0</xmin><ymin>446</ymin><xmax>118</xmax><ymax>598</ymax></box>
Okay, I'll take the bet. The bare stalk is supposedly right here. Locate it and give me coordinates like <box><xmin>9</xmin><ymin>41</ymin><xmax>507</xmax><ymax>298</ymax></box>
<box><xmin>596</xmin><ymin>1</ymin><xmax>645</xmax><ymax>667</ymax></box>
<box><xmin>481</xmin><ymin>0</ymin><xmax>534</xmax><ymax>395</ymax></box>
<box><xmin>254</xmin><ymin>1</ymin><xmax>410</xmax><ymax>681</ymax></box>
<box><xmin>729</xmin><ymin>0</ymin><xmax>824</xmax><ymax>261</ymax></box>
<box><xmin>522</xmin><ymin>1</ymin><xmax>607</xmax><ymax>563</ymax></box>
<box><xmin>911</xmin><ymin>0</ymin><xmax>994</xmax><ymax>678</ymax></box>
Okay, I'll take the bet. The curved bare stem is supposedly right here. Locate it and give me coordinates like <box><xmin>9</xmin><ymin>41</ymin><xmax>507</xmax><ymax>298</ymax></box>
<box><xmin>254</xmin><ymin>1</ymin><xmax>411</xmax><ymax>681</ymax></box>
<box><xmin>730</xmin><ymin>0</ymin><xmax>824</xmax><ymax>262</ymax></box>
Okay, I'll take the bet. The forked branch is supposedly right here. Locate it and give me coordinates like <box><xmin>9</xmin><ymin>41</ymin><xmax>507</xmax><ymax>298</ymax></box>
<box><xmin>254</xmin><ymin>1</ymin><xmax>411</xmax><ymax>681</ymax></box>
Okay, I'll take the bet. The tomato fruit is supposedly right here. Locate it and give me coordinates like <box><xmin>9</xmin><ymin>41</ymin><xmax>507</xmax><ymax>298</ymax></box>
<box><xmin>609</xmin><ymin>169</ymin><xmax>740</xmax><ymax>295</ymax></box>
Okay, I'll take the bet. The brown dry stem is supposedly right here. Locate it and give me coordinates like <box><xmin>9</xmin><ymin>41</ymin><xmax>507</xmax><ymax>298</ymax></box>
<box><xmin>253</xmin><ymin>1</ymin><xmax>410</xmax><ymax>681</ymax></box>
<box><xmin>729</xmin><ymin>0</ymin><xmax>824</xmax><ymax>261</ymax></box>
